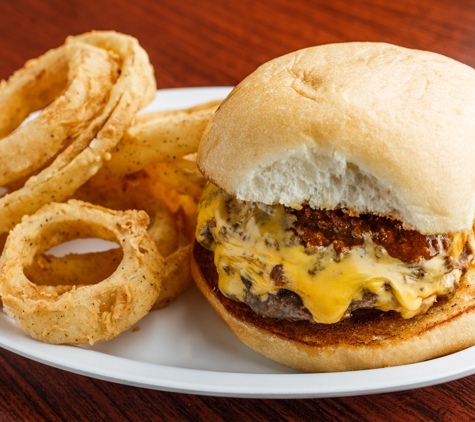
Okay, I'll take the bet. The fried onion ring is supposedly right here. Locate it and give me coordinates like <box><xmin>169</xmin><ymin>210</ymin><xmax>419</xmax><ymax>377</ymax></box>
<box><xmin>101</xmin><ymin>99</ymin><xmax>221</xmax><ymax>176</ymax></box>
<box><xmin>0</xmin><ymin>200</ymin><xmax>163</xmax><ymax>345</ymax></box>
<box><xmin>0</xmin><ymin>31</ymin><xmax>156</xmax><ymax>234</ymax></box>
<box><xmin>24</xmin><ymin>169</ymin><xmax>197</xmax><ymax>311</ymax></box>
<box><xmin>152</xmin><ymin>244</ymin><xmax>193</xmax><ymax>310</ymax></box>
<box><xmin>0</xmin><ymin>42</ymin><xmax>119</xmax><ymax>186</ymax></box>
<box><xmin>146</xmin><ymin>158</ymin><xmax>206</xmax><ymax>198</ymax></box>
<box><xmin>73</xmin><ymin>171</ymin><xmax>179</xmax><ymax>257</ymax></box>
<box><xmin>141</xmin><ymin>170</ymin><xmax>200</xmax><ymax>243</ymax></box>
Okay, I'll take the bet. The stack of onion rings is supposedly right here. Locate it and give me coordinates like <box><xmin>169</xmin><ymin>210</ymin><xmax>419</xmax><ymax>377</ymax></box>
<box><xmin>0</xmin><ymin>31</ymin><xmax>221</xmax><ymax>345</ymax></box>
<box><xmin>0</xmin><ymin>31</ymin><xmax>156</xmax><ymax>234</ymax></box>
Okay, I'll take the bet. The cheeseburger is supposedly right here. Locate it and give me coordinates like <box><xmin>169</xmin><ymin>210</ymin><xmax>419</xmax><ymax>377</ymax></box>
<box><xmin>191</xmin><ymin>42</ymin><xmax>475</xmax><ymax>372</ymax></box>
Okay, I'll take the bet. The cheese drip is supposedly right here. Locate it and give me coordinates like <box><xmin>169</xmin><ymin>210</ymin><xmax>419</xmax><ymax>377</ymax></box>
<box><xmin>196</xmin><ymin>183</ymin><xmax>463</xmax><ymax>324</ymax></box>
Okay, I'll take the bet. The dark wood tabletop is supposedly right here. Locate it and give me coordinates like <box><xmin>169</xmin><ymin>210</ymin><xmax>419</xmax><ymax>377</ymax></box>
<box><xmin>2</xmin><ymin>0</ymin><xmax>475</xmax><ymax>420</ymax></box>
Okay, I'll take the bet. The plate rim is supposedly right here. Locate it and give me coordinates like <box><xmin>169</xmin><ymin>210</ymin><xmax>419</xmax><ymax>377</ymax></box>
<box><xmin>3</xmin><ymin>310</ymin><xmax>475</xmax><ymax>398</ymax></box>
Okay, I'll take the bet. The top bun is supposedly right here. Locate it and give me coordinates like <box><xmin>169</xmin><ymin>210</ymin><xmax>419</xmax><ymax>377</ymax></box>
<box><xmin>198</xmin><ymin>42</ymin><xmax>475</xmax><ymax>234</ymax></box>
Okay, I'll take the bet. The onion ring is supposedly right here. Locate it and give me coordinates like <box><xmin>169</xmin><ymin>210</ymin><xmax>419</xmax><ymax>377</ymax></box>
<box><xmin>101</xmin><ymin>99</ymin><xmax>221</xmax><ymax>176</ymax></box>
<box><xmin>0</xmin><ymin>31</ymin><xmax>156</xmax><ymax>234</ymax></box>
<box><xmin>0</xmin><ymin>42</ymin><xmax>119</xmax><ymax>186</ymax></box>
<box><xmin>138</xmin><ymin>169</ymin><xmax>200</xmax><ymax>243</ymax></box>
<box><xmin>24</xmin><ymin>170</ymin><xmax>196</xmax><ymax>311</ymax></box>
<box><xmin>146</xmin><ymin>158</ymin><xmax>206</xmax><ymax>198</ymax></box>
<box><xmin>152</xmin><ymin>244</ymin><xmax>193</xmax><ymax>310</ymax></box>
<box><xmin>0</xmin><ymin>200</ymin><xmax>164</xmax><ymax>345</ymax></box>
<box><xmin>73</xmin><ymin>171</ymin><xmax>179</xmax><ymax>257</ymax></box>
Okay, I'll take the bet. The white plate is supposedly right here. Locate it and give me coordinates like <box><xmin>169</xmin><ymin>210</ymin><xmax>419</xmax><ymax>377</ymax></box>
<box><xmin>2</xmin><ymin>87</ymin><xmax>475</xmax><ymax>398</ymax></box>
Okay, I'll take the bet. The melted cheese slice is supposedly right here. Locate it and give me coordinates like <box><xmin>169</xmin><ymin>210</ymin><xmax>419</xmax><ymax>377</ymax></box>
<box><xmin>196</xmin><ymin>183</ymin><xmax>461</xmax><ymax>324</ymax></box>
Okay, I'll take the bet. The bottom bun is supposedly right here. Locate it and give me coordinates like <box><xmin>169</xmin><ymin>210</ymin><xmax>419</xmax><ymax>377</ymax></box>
<box><xmin>191</xmin><ymin>241</ymin><xmax>475</xmax><ymax>372</ymax></box>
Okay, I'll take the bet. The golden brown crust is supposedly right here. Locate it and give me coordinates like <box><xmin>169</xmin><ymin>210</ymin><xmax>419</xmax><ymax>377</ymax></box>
<box><xmin>191</xmin><ymin>241</ymin><xmax>475</xmax><ymax>372</ymax></box>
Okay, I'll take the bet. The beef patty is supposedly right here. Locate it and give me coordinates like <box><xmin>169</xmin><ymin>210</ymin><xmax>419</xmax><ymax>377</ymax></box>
<box><xmin>237</xmin><ymin>207</ymin><xmax>469</xmax><ymax>322</ymax></box>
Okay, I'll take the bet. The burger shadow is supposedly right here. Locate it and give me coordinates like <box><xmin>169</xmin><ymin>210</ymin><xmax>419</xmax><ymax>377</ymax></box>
<box><xmin>170</xmin><ymin>284</ymin><xmax>299</xmax><ymax>374</ymax></box>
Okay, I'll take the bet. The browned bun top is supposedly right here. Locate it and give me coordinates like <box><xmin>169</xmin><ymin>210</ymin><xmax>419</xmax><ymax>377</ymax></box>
<box><xmin>191</xmin><ymin>241</ymin><xmax>475</xmax><ymax>372</ymax></box>
<box><xmin>198</xmin><ymin>42</ymin><xmax>475</xmax><ymax>234</ymax></box>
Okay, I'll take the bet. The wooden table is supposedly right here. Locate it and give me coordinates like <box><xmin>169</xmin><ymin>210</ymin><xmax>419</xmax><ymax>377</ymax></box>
<box><xmin>1</xmin><ymin>0</ymin><xmax>475</xmax><ymax>420</ymax></box>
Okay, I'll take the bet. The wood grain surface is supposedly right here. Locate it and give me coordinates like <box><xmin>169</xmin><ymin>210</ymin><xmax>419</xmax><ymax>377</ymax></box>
<box><xmin>1</xmin><ymin>0</ymin><xmax>475</xmax><ymax>420</ymax></box>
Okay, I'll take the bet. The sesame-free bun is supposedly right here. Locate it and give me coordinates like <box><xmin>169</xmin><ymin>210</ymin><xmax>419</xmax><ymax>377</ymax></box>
<box><xmin>197</xmin><ymin>42</ymin><xmax>475</xmax><ymax>234</ymax></box>
<box><xmin>192</xmin><ymin>242</ymin><xmax>475</xmax><ymax>372</ymax></box>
